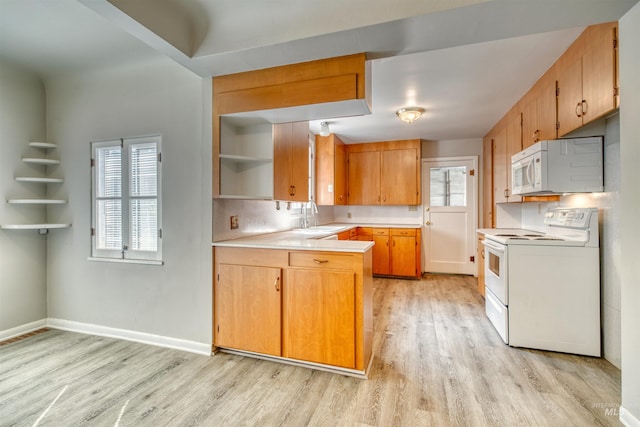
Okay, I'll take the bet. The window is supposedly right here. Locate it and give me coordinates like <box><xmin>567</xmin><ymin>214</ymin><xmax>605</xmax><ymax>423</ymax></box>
<box><xmin>91</xmin><ymin>136</ymin><xmax>162</xmax><ymax>263</ymax></box>
<box><xmin>429</xmin><ymin>166</ymin><xmax>467</xmax><ymax>207</ymax></box>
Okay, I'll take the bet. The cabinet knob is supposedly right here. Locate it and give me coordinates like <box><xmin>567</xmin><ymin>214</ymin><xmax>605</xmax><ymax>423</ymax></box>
<box><xmin>575</xmin><ymin>101</ymin><xmax>583</xmax><ymax>118</ymax></box>
<box><xmin>582</xmin><ymin>100</ymin><xmax>588</xmax><ymax>116</ymax></box>
<box><xmin>274</xmin><ymin>276</ymin><xmax>280</xmax><ymax>291</ymax></box>
<box><xmin>313</xmin><ymin>258</ymin><xmax>329</xmax><ymax>264</ymax></box>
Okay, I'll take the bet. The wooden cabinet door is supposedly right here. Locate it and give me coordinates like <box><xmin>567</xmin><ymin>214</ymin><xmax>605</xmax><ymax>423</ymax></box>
<box><xmin>390</xmin><ymin>235</ymin><xmax>417</xmax><ymax>277</ymax></box>
<box><xmin>482</xmin><ymin>136</ymin><xmax>493</xmax><ymax>228</ymax></box>
<box><xmin>381</xmin><ymin>148</ymin><xmax>418</xmax><ymax>205</ymax></box>
<box><xmin>492</xmin><ymin>127</ymin><xmax>508</xmax><ymax>205</ymax></box>
<box><xmin>348</xmin><ymin>151</ymin><xmax>380</xmax><ymax>205</ymax></box>
<box><xmin>506</xmin><ymin>112</ymin><xmax>522</xmax><ymax>203</ymax></box>
<box><xmin>521</xmin><ymin>96</ymin><xmax>538</xmax><ymax>149</ymax></box>
<box><xmin>537</xmin><ymin>75</ymin><xmax>558</xmax><ymax>142</ymax></box>
<box><xmin>334</xmin><ymin>139</ymin><xmax>347</xmax><ymax>205</ymax></box>
<box><xmin>215</xmin><ymin>264</ymin><xmax>282</xmax><ymax>356</ymax></box>
<box><xmin>582</xmin><ymin>22</ymin><xmax>617</xmax><ymax>125</ymax></box>
<box><xmin>283</xmin><ymin>269</ymin><xmax>355</xmax><ymax>368</ymax></box>
<box><xmin>557</xmin><ymin>57</ymin><xmax>584</xmax><ymax>137</ymax></box>
<box><xmin>372</xmin><ymin>234</ymin><xmax>390</xmax><ymax>275</ymax></box>
<box><xmin>273</xmin><ymin>121</ymin><xmax>309</xmax><ymax>201</ymax></box>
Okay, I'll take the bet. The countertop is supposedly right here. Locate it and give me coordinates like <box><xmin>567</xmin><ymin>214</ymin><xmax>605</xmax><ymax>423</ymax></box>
<box><xmin>212</xmin><ymin>223</ymin><xmax>420</xmax><ymax>253</ymax></box>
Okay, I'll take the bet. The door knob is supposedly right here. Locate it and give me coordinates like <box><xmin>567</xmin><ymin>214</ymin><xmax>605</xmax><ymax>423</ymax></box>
<box><xmin>426</xmin><ymin>221</ymin><xmax>432</xmax><ymax>225</ymax></box>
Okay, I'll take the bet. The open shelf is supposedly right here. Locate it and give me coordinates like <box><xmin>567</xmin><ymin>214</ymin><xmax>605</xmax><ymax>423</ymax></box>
<box><xmin>29</xmin><ymin>142</ymin><xmax>57</xmax><ymax>149</ymax></box>
<box><xmin>7</xmin><ymin>199</ymin><xmax>67</xmax><ymax>204</ymax></box>
<box><xmin>0</xmin><ymin>223</ymin><xmax>71</xmax><ymax>230</ymax></box>
<box><xmin>15</xmin><ymin>176</ymin><xmax>64</xmax><ymax>183</ymax></box>
<box><xmin>22</xmin><ymin>157</ymin><xmax>61</xmax><ymax>165</ymax></box>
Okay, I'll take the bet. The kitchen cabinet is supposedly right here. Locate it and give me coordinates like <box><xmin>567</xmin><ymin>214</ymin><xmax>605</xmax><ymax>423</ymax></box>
<box><xmin>521</xmin><ymin>72</ymin><xmax>557</xmax><ymax>148</ymax></box>
<box><xmin>346</xmin><ymin>140</ymin><xmax>421</xmax><ymax>206</ymax></box>
<box><xmin>212</xmin><ymin>53</ymin><xmax>370</xmax><ymax>198</ymax></box>
<box><xmin>390</xmin><ymin>228</ymin><xmax>421</xmax><ymax>278</ymax></box>
<box><xmin>218</xmin><ymin>117</ymin><xmax>274</xmax><ymax>199</ymax></box>
<box><xmin>273</xmin><ymin>121</ymin><xmax>309</xmax><ymax>201</ymax></box>
<box><xmin>315</xmin><ymin>133</ymin><xmax>347</xmax><ymax>205</ymax></box>
<box><xmin>372</xmin><ymin>228</ymin><xmax>390</xmax><ymax>275</ymax></box>
<box><xmin>284</xmin><ymin>253</ymin><xmax>356</xmax><ymax>368</ymax></box>
<box><xmin>492</xmin><ymin>111</ymin><xmax>522</xmax><ymax>206</ymax></box>
<box><xmin>557</xmin><ymin>22</ymin><xmax>618</xmax><ymax>137</ymax></box>
<box><xmin>213</xmin><ymin>245</ymin><xmax>373</xmax><ymax>375</ymax></box>
<box><xmin>347</xmin><ymin>151</ymin><xmax>380</xmax><ymax>205</ymax></box>
<box><xmin>214</xmin><ymin>262</ymin><xmax>282</xmax><ymax>356</ymax></box>
<box><xmin>337</xmin><ymin>230</ymin><xmax>351</xmax><ymax>240</ymax></box>
<box><xmin>482</xmin><ymin>136</ymin><xmax>493</xmax><ymax>228</ymax></box>
<box><xmin>477</xmin><ymin>233</ymin><xmax>485</xmax><ymax>297</ymax></box>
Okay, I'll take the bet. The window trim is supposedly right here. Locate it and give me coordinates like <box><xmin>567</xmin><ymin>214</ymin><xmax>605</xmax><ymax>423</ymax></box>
<box><xmin>90</xmin><ymin>135</ymin><xmax>163</xmax><ymax>263</ymax></box>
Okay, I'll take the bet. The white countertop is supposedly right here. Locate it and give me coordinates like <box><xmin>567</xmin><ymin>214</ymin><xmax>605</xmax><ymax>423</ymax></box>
<box><xmin>212</xmin><ymin>223</ymin><xmax>420</xmax><ymax>253</ymax></box>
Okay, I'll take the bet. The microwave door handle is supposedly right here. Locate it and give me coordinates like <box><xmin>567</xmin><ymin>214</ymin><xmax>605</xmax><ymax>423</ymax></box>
<box><xmin>527</xmin><ymin>161</ymin><xmax>535</xmax><ymax>185</ymax></box>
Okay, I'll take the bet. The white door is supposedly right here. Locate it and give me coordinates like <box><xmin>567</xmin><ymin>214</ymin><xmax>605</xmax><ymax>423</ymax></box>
<box><xmin>422</xmin><ymin>157</ymin><xmax>477</xmax><ymax>274</ymax></box>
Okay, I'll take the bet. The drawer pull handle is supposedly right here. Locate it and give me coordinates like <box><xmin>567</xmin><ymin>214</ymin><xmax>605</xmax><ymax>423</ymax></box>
<box><xmin>313</xmin><ymin>259</ymin><xmax>329</xmax><ymax>264</ymax></box>
<box><xmin>274</xmin><ymin>277</ymin><xmax>280</xmax><ymax>291</ymax></box>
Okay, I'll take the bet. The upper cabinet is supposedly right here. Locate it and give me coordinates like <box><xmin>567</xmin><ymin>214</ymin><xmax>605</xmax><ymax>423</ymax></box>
<box><xmin>273</xmin><ymin>121</ymin><xmax>309</xmax><ymax>202</ymax></box>
<box><xmin>315</xmin><ymin>133</ymin><xmax>347</xmax><ymax>205</ymax></box>
<box><xmin>521</xmin><ymin>71</ymin><xmax>557</xmax><ymax>148</ymax></box>
<box><xmin>212</xmin><ymin>53</ymin><xmax>370</xmax><ymax>199</ymax></box>
<box><xmin>557</xmin><ymin>22</ymin><xmax>619</xmax><ymax>137</ymax></box>
<box><xmin>346</xmin><ymin>140</ymin><xmax>421</xmax><ymax>206</ymax></box>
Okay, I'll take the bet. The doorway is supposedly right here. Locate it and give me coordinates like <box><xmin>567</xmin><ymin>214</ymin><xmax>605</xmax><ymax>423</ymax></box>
<box><xmin>422</xmin><ymin>157</ymin><xmax>478</xmax><ymax>274</ymax></box>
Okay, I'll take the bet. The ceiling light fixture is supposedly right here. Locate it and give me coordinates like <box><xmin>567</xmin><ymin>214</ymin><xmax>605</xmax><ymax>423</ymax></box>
<box><xmin>319</xmin><ymin>121</ymin><xmax>331</xmax><ymax>136</ymax></box>
<box><xmin>396</xmin><ymin>107</ymin><xmax>425</xmax><ymax>124</ymax></box>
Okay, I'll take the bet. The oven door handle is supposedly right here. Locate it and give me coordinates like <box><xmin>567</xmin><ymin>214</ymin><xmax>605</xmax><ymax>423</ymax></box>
<box><xmin>482</xmin><ymin>239</ymin><xmax>505</xmax><ymax>253</ymax></box>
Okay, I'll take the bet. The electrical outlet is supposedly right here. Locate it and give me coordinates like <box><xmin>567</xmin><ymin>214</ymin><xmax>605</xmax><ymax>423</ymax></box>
<box><xmin>347</xmin><ymin>212</ymin><xmax>352</xmax><ymax>219</ymax></box>
<box><xmin>230</xmin><ymin>215</ymin><xmax>239</xmax><ymax>230</ymax></box>
<box><xmin>408</xmin><ymin>205</ymin><xmax>418</xmax><ymax>211</ymax></box>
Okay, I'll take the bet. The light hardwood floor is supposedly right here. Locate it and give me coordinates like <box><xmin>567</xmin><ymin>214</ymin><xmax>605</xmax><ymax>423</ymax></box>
<box><xmin>0</xmin><ymin>275</ymin><xmax>622</xmax><ymax>426</ymax></box>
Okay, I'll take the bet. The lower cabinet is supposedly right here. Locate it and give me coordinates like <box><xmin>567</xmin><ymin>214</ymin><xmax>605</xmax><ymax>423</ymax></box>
<box><xmin>213</xmin><ymin>246</ymin><xmax>373</xmax><ymax>375</ymax></box>
<box><xmin>284</xmin><ymin>268</ymin><xmax>355</xmax><ymax>368</ymax></box>
<box><xmin>215</xmin><ymin>264</ymin><xmax>282</xmax><ymax>356</ymax></box>
<box><xmin>390</xmin><ymin>229</ymin><xmax>420</xmax><ymax>277</ymax></box>
<box><xmin>368</xmin><ymin>227</ymin><xmax>421</xmax><ymax>278</ymax></box>
<box><xmin>372</xmin><ymin>228</ymin><xmax>390</xmax><ymax>275</ymax></box>
<box><xmin>477</xmin><ymin>233</ymin><xmax>486</xmax><ymax>297</ymax></box>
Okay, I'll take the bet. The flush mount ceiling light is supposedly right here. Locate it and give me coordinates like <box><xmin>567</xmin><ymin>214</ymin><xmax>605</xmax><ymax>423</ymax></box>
<box><xmin>319</xmin><ymin>121</ymin><xmax>331</xmax><ymax>136</ymax></box>
<box><xmin>396</xmin><ymin>107</ymin><xmax>425</xmax><ymax>124</ymax></box>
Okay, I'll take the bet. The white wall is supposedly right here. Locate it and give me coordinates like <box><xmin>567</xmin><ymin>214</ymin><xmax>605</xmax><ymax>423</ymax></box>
<box><xmin>619</xmin><ymin>3</ymin><xmax>640</xmax><ymax>424</ymax></box>
<box><xmin>0</xmin><ymin>62</ymin><xmax>48</xmax><ymax>336</ymax></box>
<box><xmin>45</xmin><ymin>57</ymin><xmax>213</xmax><ymax>346</ymax></box>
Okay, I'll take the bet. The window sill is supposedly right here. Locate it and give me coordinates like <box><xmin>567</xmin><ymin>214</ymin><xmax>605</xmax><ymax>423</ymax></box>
<box><xmin>88</xmin><ymin>257</ymin><xmax>164</xmax><ymax>266</ymax></box>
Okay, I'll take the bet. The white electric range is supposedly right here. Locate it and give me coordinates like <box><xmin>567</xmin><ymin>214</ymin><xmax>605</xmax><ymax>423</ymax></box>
<box><xmin>481</xmin><ymin>207</ymin><xmax>601</xmax><ymax>356</ymax></box>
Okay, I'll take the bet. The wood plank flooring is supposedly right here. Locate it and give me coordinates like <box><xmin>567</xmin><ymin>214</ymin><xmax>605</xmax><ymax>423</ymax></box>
<box><xmin>0</xmin><ymin>275</ymin><xmax>622</xmax><ymax>426</ymax></box>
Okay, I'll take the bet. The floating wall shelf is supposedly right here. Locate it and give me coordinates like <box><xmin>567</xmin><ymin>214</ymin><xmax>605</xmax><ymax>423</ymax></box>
<box><xmin>15</xmin><ymin>177</ymin><xmax>64</xmax><ymax>183</ymax></box>
<box><xmin>0</xmin><ymin>224</ymin><xmax>71</xmax><ymax>230</ymax></box>
<box><xmin>1</xmin><ymin>141</ymin><xmax>71</xmax><ymax>232</ymax></box>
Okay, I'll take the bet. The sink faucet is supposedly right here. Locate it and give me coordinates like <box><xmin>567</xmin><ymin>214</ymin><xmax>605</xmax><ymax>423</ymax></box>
<box><xmin>300</xmin><ymin>200</ymin><xmax>319</xmax><ymax>229</ymax></box>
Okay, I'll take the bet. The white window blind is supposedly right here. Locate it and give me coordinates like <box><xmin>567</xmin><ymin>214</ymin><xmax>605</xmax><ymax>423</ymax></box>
<box><xmin>91</xmin><ymin>136</ymin><xmax>162</xmax><ymax>262</ymax></box>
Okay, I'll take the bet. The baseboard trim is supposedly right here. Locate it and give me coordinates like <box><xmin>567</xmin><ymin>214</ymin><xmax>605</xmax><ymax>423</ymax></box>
<box><xmin>621</xmin><ymin>406</ymin><xmax>640</xmax><ymax>427</ymax></box>
<box><xmin>0</xmin><ymin>319</ymin><xmax>48</xmax><ymax>341</ymax></box>
<box><xmin>47</xmin><ymin>318</ymin><xmax>211</xmax><ymax>356</ymax></box>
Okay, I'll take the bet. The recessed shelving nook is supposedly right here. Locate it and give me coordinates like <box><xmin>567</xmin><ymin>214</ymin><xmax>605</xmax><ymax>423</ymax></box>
<box><xmin>219</xmin><ymin>116</ymin><xmax>274</xmax><ymax>199</ymax></box>
<box><xmin>1</xmin><ymin>141</ymin><xmax>71</xmax><ymax>232</ymax></box>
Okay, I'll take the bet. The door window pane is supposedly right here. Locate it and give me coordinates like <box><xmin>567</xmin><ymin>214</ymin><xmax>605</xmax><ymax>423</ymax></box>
<box><xmin>430</xmin><ymin>166</ymin><xmax>467</xmax><ymax>207</ymax></box>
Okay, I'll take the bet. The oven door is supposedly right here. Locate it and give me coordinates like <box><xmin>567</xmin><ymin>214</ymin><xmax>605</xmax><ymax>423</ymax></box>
<box><xmin>482</xmin><ymin>238</ymin><xmax>508</xmax><ymax>305</ymax></box>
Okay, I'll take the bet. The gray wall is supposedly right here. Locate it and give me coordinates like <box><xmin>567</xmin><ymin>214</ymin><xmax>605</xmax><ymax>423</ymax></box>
<box><xmin>619</xmin><ymin>3</ymin><xmax>640</xmax><ymax>423</ymax></box>
<box><xmin>0</xmin><ymin>63</ymin><xmax>48</xmax><ymax>335</ymax></box>
<box><xmin>45</xmin><ymin>57</ymin><xmax>213</xmax><ymax>346</ymax></box>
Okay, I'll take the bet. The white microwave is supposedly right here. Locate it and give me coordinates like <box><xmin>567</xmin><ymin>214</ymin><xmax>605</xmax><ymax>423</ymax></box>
<box><xmin>511</xmin><ymin>137</ymin><xmax>604</xmax><ymax>195</ymax></box>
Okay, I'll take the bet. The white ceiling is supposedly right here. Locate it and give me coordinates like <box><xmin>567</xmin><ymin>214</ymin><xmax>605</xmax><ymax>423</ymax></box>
<box><xmin>1</xmin><ymin>0</ymin><xmax>638</xmax><ymax>143</ymax></box>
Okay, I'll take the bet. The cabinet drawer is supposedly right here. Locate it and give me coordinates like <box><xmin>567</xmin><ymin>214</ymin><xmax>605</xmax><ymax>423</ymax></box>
<box><xmin>289</xmin><ymin>252</ymin><xmax>353</xmax><ymax>270</ymax></box>
<box><xmin>391</xmin><ymin>228</ymin><xmax>416</xmax><ymax>237</ymax></box>
<box><xmin>372</xmin><ymin>228</ymin><xmax>389</xmax><ymax>236</ymax></box>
